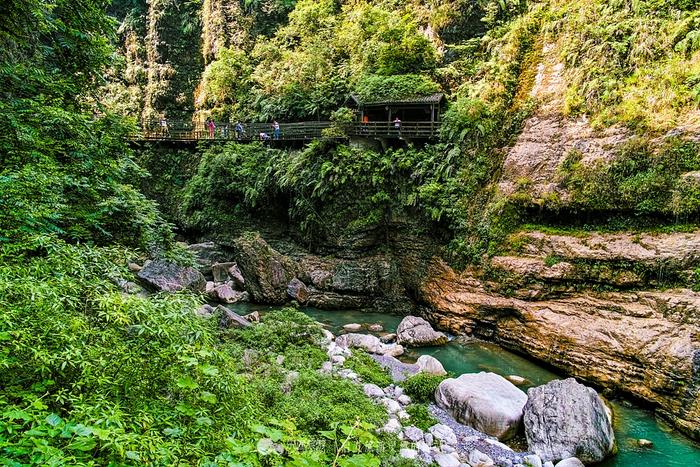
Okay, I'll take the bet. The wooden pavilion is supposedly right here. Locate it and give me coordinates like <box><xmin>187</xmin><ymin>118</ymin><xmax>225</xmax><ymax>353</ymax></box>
<box><xmin>347</xmin><ymin>93</ymin><xmax>446</xmax><ymax>125</ymax></box>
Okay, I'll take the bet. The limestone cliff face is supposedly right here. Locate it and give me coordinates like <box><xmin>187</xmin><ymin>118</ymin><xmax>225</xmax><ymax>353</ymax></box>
<box><xmin>142</xmin><ymin>0</ymin><xmax>203</xmax><ymax>121</ymax></box>
<box><xmin>415</xmin><ymin>230</ymin><xmax>700</xmax><ymax>440</ymax></box>
<box><xmin>201</xmin><ymin>0</ymin><xmax>250</xmax><ymax>64</ymax></box>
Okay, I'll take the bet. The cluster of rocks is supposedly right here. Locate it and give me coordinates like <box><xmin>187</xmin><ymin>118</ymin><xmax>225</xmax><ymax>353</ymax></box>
<box><xmin>435</xmin><ymin>372</ymin><xmax>616</xmax><ymax>465</ymax></box>
<box><xmin>204</xmin><ymin>261</ymin><xmax>249</xmax><ymax>304</ymax></box>
<box><xmin>319</xmin><ymin>324</ymin><xmax>520</xmax><ymax>467</ymax></box>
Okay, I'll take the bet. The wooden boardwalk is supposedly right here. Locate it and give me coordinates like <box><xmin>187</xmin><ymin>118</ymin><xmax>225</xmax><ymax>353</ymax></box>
<box><xmin>130</xmin><ymin>120</ymin><xmax>441</xmax><ymax>142</ymax></box>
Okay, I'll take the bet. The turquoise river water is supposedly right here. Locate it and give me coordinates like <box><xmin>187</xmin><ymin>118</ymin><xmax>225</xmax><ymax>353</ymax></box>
<box><xmin>231</xmin><ymin>304</ymin><xmax>700</xmax><ymax>466</ymax></box>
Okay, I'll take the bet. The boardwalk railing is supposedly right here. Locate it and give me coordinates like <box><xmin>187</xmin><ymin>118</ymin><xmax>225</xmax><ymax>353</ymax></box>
<box><xmin>131</xmin><ymin>120</ymin><xmax>441</xmax><ymax>142</ymax></box>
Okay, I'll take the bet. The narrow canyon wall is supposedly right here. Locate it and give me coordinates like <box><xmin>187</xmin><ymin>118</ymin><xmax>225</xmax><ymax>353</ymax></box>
<box><xmin>414</xmin><ymin>230</ymin><xmax>700</xmax><ymax>440</ymax></box>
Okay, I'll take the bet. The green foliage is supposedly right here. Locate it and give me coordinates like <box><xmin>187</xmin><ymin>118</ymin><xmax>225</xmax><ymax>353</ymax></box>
<box><xmin>556</xmin><ymin>138</ymin><xmax>700</xmax><ymax>218</ymax></box>
<box><xmin>236</xmin><ymin>309</ymin><xmax>325</xmax><ymax>353</ymax></box>
<box><xmin>183</xmin><ymin>142</ymin><xmax>284</xmax><ymax>234</ymax></box>
<box><xmin>551</xmin><ymin>0</ymin><xmax>700</xmax><ymax>130</ymax></box>
<box><xmin>344</xmin><ymin>351</ymin><xmax>393</xmax><ymax>388</ymax></box>
<box><xmin>353</xmin><ymin>74</ymin><xmax>441</xmax><ymax>102</ymax></box>
<box><xmin>404</xmin><ymin>404</ymin><xmax>439</xmax><ymax>432</ymax></box>
<box><xmin>0</xmin><ymin>0</ymin><xmax>170</xmax><ymax>250</ymax></box>
<box><xmin>198</xmin><ymin>47</ymin><xmax>253</xmax><ymax>119</ymax></box>
<box><xmin>401</xmin><ymin>373</ymin><xmax>448</xmax><ymax>403</ymax></box>
<box><xmin>0</xmin><ymin>242</ymin><xmax>391</xmax><ymax>464</ymax></box>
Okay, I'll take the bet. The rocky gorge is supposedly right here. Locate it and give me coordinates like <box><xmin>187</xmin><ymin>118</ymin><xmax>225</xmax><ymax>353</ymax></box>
<box><xmin>138</xmin><ymin>226</ymin><xmax>699</xmax><ymax>449</ymax></box>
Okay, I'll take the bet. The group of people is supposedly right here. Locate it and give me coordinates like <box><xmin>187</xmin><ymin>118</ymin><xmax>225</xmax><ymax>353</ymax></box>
<box><xmin>203</xmin><ymin>119</ymin><xmax>281</xmax><ymax>140</ymax></box>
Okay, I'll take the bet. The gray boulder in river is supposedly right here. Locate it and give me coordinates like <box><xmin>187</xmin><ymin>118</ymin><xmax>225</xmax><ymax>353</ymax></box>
<box><xmin>524</xmin><ymin>378</ymin><xmax>616</xmax><ymax>464</ymax></box>
<box><xmin>396</xmin><ymin>315</ymin><xmax>448</xmax><ymax>347</ymax></box>
<box><xmin>137</xmin><ymin>260</ymin><xmax>206</xmax><ymax>293</ymax></box>
<box><xmin>435</xmin><ymin>372</ymin><xmax>527</xmax><ymax>440</ymax></box>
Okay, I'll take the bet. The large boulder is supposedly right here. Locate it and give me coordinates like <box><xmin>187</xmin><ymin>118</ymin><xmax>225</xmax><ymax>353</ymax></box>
<box><xmin>396</xmin><ymin>316</ymin><xmax>448</xmax><ymax>347</ymax></box>
<box><xmin>217</xmin><ymin>305</ymin><xmax>252</xmax><ymax>328</ymax></box>
<box><xmin>234</xmin><ymin>234</ymin><xmax>296</xmax><ymax>304</ymax></box>
<box><xmin>523</xmin><ymin>378</ymin><xmax>616</xmax><ymax>464</ymax></box>
<box><xmin>287</xmin><ymin>278</ymin><xmax>310</xmax><ymax>303</ymax></box>
<box><xmin>137</xmin><ymin>260</ymin><xmax>206</xmax><ymax>293</ymax></box>
<box><xmin>435</xmin><ymin>372</ymin><xmax>527</xmax><ymax>440</ymax></box>
<box><xmin>416</xmin><ymin>355</ymin><xmax>447</xmax><ymax>375</ymax></box>
<box><xmin>335</xmin><ymin>333</ymin><xmax>382</xmax><ymax>353</ymax></box>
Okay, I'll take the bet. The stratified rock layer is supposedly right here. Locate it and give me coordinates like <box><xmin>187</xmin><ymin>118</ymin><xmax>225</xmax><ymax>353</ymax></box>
<box><xmin>418</xmin><ymin>248</ymin><xmax>700</xmax><ymax>439</ymax></box>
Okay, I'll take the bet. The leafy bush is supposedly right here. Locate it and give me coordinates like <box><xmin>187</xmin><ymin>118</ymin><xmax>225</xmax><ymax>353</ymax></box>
<box><xmin>353</xmin><ymin>74</ymin><xmax>441</xmax><ymax>102</ymax></box>
<box><xmin>344</xmin><ymin>351</ymin><xmax>394</xmax><ymax>388</ymax></box>
<box><xmin>0</xmin><ymin>242</ymin><xmax>394</xmax><ymax>465</ymax></box>
<box><xmin>405</xmin><ymin>404</ymin><xmax>439</xmax><ymax>431</ymax></box>
<box><xmin>401</xmin><ymin>373</ymin><xmax>448</xmax><ymax>403</ymax></box>
<box><xmin>557</xmin><ymin>138</ymin><xmax>700</xmax><ymax>218</ymax></box>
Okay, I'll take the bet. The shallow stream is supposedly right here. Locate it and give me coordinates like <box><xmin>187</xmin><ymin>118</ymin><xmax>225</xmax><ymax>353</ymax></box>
<box><xmin>230</xmin><ymin>304</ymin><xmax>700</xmax><ymax>466</ymax></box>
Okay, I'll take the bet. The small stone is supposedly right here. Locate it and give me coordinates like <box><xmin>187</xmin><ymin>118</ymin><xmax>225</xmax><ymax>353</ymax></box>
<box><xmin>467</xmin><ymin>449</ymin><xmax>495</xmax><ymax>467</ymax></box>
<box><xmin>403</xmin><ymin>426</ymin><xmax>424</xmax><ymax>443</ymax></box>
<box><xmin>195</xmin><ymin>304</ymin><xmax>215</xmax><ymax>317</ymax></box>
<box><xmin>381</xmin><ymin>398</ymin><xmax>402</xmax><ymax>414</ymax></box>
<box><xmin>218</xmin><ymin>306</ymin><xmax>252</xmax><ymax>328</ymax></box>
<box><xmin>212</xmin><ymin>262</ymin><xmax>237</xmax><ymax>282</ymax></box>
<box><xmin>507</xmin><ymin>375</ymin><xmax>527</xmax><ymax>386</ymax></box>
<box><xmin>331</xmin><ymin>355</ymin><xmax>345</xmax><ymax>365</ymax></box>
<box><xmin>242</xmin><ymin>310</ymin><xmax>259</xmax><ymax>322</ymax></box>
<box><xmin>441</xmin><ymin>445</ymin><xmax>456</xmax><ymax>454</ymax></box>
<box><xmin>637</xmin><ymin>438</ymin><xmax>653</xmax><ymax>448</ymax></box>
<box><xmin>242</xmin><ymin>349</ymin><xmax>259</xmax><ymax>367</ymax></box>
<box><xmin>434</xmin><ymin>453</ymin><xmax>460</xmax><ymax>467</ymax></box>
<box><xmin>320</xmin><ymin>361</ymin><xmax>333</xmax><ymax>373</ymax></box>
<box><xmin>429</xmin><ymin>424</ymin><xmax>457</xmax><ymax>446</ymax></box>
<box><xmin>400</xmin><ymin>448</ymin><xmax>418</xmax><ymax>460</ymax></box>
<box><xmin>483</xmin><ymin>438</ymin><xmax>513</xmax><ymax>452</ymax></box>
<box><xmin>275</xmin><ymin>355</ymin><xmax>285</xmax><ymax>365</ymax></box>
<box><xmin>321</xmin><ymin>328</ymin><xmax>335</xmax><ymax>342</ymax></box>
<box><xmin>368</xmin><ymin>323</ymin><xmax>383</xmax><ymax>332</ymax></box>
<box><xmin>382</xmin><ymin>418</ymin><xmax>402</xmax><ymax>434</ymax></box>
<box><xmin>424</xmin><ymin>433</ymin><xmax>434</xmax><ymax>445</ymax></box>
<box><xmin>398</xmin><ymin>394</ymin><xmax>412</xmax><ymax>405</ymax></box>
<box><xmin>397</xmin><ymin>410</ymin><xmax>410</xmax><ymax>420</ymax></box>
<box><xmin>128</xmin><ymin>262</ymin><xmax>142</xmax><ymax>272</ymax></box>
<box><xmin>363</xmin><ymin>383</ymin><xmax>385</xmax><ymax>398</ymax></box>
<box><xmin>380</xmin><ymin>333</ymin><xmax>397</xmax><ymax>343</ymax></box>
<box><xmin>343</xmin><ymin>323</ymin><xmax>362</xmax><ymax>332</ymax></box>
<box><xmin>554</xmin><ymin>458</ymin><xmax>584</xmax><ymax>467</ymax></box>
<box><xmin>523</xmin><ymin>454</ymin><xmax>543</xmax><ymax>467</ymax></box>
<box><xmin>543</xmin><ymin>462</ymin><xmax>554</xmax><ymax>467</ymax></box>
<box><xmin>379</xmin><ymin>343</ymin><xmax>405</xmax><ymax>357</ymax></box>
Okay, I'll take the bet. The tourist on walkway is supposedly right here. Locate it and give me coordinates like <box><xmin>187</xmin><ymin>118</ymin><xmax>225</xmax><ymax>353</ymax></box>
<box><xmin>234</xmin><ymin>121</ymin><xmax>244</xmax><ymax>139</ymax></box>
<box><xmin>393</xmin><ymin>116</ymin><xmax>401</xmax><ymax>135</ymax></box>
<box><xmin>160</xmin><ymin>117</ymin><xmax>169</xmax><ymax>137</ymax></box>
<box><xmin>222</xmin><ymin>123</ymin><xmax>229</xmax><ymax>138</ymax></box>
<box><xmin>207</xmin><ymin>119</ymin><xmax>216</xmax><ymax>138</ymax></box>
<box><xmin>272</xmin><ymin>120</ymin><xmax>280</xmax><ymax>140</ymax></box>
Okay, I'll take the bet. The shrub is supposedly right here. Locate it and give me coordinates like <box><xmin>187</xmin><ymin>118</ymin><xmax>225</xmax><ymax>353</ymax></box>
<box><xmin>405</xmin><ymin>404</ymin><xmax>439</xmax><ymax>431</ymax></box>
<box><xmin>344</xmin><ymin>351</ymin><xmax>394</xmax><ymax>388</ymax></box>
<box><xmin>401</xmin><ymin>373</ymin><xmax>448</xmax><ymax>402</ymax></box>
